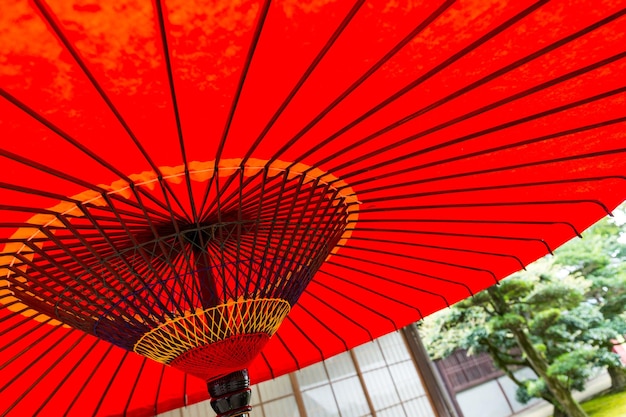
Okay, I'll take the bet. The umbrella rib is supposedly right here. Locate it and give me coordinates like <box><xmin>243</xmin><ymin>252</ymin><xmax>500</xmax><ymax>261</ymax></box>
<box><xmin>214</xmin><ymin>170</ymin><xmax>305</xmax><ymax>221</ymax></box>
<box><xmin>332</xmin><ymin>250</ymin><xmax>486</xmax><ymax>293</ymax></box>
<box><xmin>20</xmin><ymin>234</ymin><xmax>166</xmax><ymax>333</ymax></box>
<box><xmin>361</xmin><ymin>200</ymin><xmax>612</xmax><ymax>220</ymax></box>
<box><xmin>0</xmin><ymin>307</ymin><xmax>39</xmax><ymax>334</ymax></box>
<box><xmin>344</xmin><ymin>236</ymin><xmax>526</xmax><ymax>271</ymax></box>
<box><xmin>333</xmin><ymin>66</ymin><xmax>626</xmax><ymax>181</ymax></box>
<box><xmin>297</xmin><ymin>298</ymin><xmax>349</xmax><ymax>351</ymax></box>
<box><xmin>347</xmin><ymin>117</ymin><xmax>626</xmax><ymax>190</ymax></box>
<box><xmin>26</xmin><ymin>217</ymin><xmax>160</xmax><ymax>321</ymax></box>
<box><xmin>0</xmin><ymin>328</ymin><xmax>75</xmax><ymax>391</ymax></box>
<box><xmin>352</xmin><ymin>224</ymin><xmax>555</xmax><ymax>254</ymax></box>
<box><xmin>0</xmin><ymin>183</ymin><xmax>85</xmax><ymax>206</ymax></box>
<box><xmin>353</xmin><ymin>218</ymin><xmax>582</xmax><ymax>237</ymax></box>
<box><xmin>0</xmin><ymin>144</ymin><xmax>179</xmax><ymax>223</ymax></box>
<box><xmin>281</xmin><ymin>190</ymin><xmax>343</xmax><ymax>302</ymax></box>
<box><xmin>282</xmin><ymin>198</ymin><xmax>346</xmax><ymax>297</ymax></box>
<box><xmin>0</xmin><ymin>315</ymin><xmax>55</xmax><ymax>354</ymax></box>
<box><xmin>59</xmin><ymin>205</ymin><xmax>179</xmax><ymax>320</ymax></box>
<box><xmin>257</xmin><ymin>179</ymin><xmax>305</xmax><ymax>301</ymax></box>
<box><xmin>211</xmin><ymin>174</ymin><xmax>229</xmax><ymax>304</ymax></box>
<box><xmin>284</xmin><ymin>314</ymin><xmax>324</xmax><ymax>362</ymax></box>
<box><xmin>318</xmin><ymin>11</ymin><xmax>626</xmax><ymax>174</ymax></box>
<box><xmin>284</xmin><ymin>0</ymin><xmax>548</xmax><ymax>170</ymax></box>
<box><xmin>263</xmin><ymin>0</ymin><xmax>457</xmax><ymax>167</ymax></box>
<box><xmin>3</xmin><ymin>332</ymin><xmax>88</xmax><ymax>417</ymax></box>
<box><xmin>348</xmin><ymin>218</ymin><xmax>582</xmax><ymax>239</ymax></box>
<box><xmin>201</xmin><ymin>0</ymin><xmax>454</xmax><ymax>218</ymax></box>
<box><xmin>0</xmin><ymin>200</ymin><xmax>167</xmax><ymax>225</ymax></box>
<box><xmin>261</xmin><ymin>173</ymin><xmax>309</xmax><ymax>300</ymax></box>
<box><xmin>259</xmin><ymin>351</ymin><xmax>275</xmax><ymax>379</ymax></box>
<box><xmin>272</xmin><ymin>330</ymin><xmax>302</xmax><ymax>370</ymax></box>
<box><xmin>63</xmin><ymin>343</ymin><xmax>116</xmax><ymax>416</ymax></box>
<box><xmin>154</xmin><ymin>366</ymin><xmax>167</xmax><ymax>415</ymax></box>
<box><xmin>6</xmin><ymin>251</ymin><xmax>126</xmax><ymax>324</ymax></box>
<box><xmin>317</xmin><ymin>270</ymin><xmax>414</xmax><ymax>326</ymax></box>
<box><xmin>243</xmin><ymin>0</ymin><xmax>367</xmax><ymax>163</ymax></box>
<box><xmin>325</xmin><ymin>258</ymin><xmax>453</xmax><ymax>308</ymax></box>
<box><xmin>31</xmin><ymin>338</ymin><xmax>102</xmax><ymax>417</ymax></box>
<box><xmin>207</xmin><ymin>0</ymin><xmax>368</xmax><ymax>216</ymax></box>
<box><xmin>100</xmin><ymin>191</ymin><xmax>195</xmax><ymax>316</ymax></box>
<box><xmin>0</xmin><ymin>204</ymin><xmax>82</xmax><ymax>219</ymax></box>
<box><xmin>244</xmin><ymin>169</ymin><xmax>269</xmax><ymax>297</ymax></box>
<box><xmin>303</xmin><ymin>285</ymin><xmax>374</xmax><ymax>340</ymax></box>
<box><xmin>123</xmin><ymin>357</ymin><xmax>148</xmax><ymax>415</ymax></box>
<box><xmin>363</xmin><ymin>175</ymin><xmax>626</xmax><ymax>203</ymax></box>
<box><xmin>308</xmin><ymin>271</ymin><xmax>400</xmax><ymax>330</ymax></box>
<box><xmin>234</xmin><ymin>169</ymin><xmax>244</xmax><ymax>299</ymax></box>
<box><xmin>251</xmin><ymin>172</ymin><xmax>291</xmax><ymax>298</ymax></box>
<box><xmin>90</xmin><ymin>203</ymin><xmax>183</xmax><ymax>314</ymax></box>
<box><xmin>0</xmin><ymin>90</ymin><xmax>185</xmax><ymax>221</ymax></box>
<box><xmin>209</xmin><ymin>0</ymin><xmax>271</xmax><ymax>172</ymax></box>
<box><xmin>91</xmin><ymin>351</ymin><xmax>131</xmax><ymax>417</ymax></box>
<box><xmin>154</xmin><ymin>0</ymin><xmax>196</xmax><ymax>222</ymax></box>
<box><xmin>150</xmin><ymin>243</ymin><xmax>197</xmax><ymax>314</ymax></box>
<box><xmin>6</xmin><ymin>248</ymin><xmax>141</xmax><ymax>331</ymax></box>
<box><xmin>31</xmin><ymin>0</ymin><xmax>189</xmax><ymax>219</ymax></box>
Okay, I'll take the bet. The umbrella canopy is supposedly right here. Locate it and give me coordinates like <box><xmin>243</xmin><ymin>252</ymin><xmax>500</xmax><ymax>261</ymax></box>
<box><xmin>1</xmin><ymin>0</ymin><xmax>626</xmax><ymax>415</ymax></box>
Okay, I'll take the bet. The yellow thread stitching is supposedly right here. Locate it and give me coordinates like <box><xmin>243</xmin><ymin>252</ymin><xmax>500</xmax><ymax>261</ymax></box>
<box><xmin>133</xmin><ymin>298</ymin><xmax>290</xmax><ymax>364</ymax></box>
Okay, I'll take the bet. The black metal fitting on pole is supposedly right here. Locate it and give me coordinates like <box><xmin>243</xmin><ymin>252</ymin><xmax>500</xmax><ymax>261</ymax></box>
<box><xmin>208</xmin><ymin>369</ymin><xmax>252</xmax><ymax>417</ymax></box>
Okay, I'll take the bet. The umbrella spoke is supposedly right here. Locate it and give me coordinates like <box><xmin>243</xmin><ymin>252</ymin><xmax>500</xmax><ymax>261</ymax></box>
<box><xmin>330</xmin><ymin>251</ymin><xmax>483</xmax><ymax>295</ymax></box>
<box><xmin>286</xmin><ymin>0</ymin><xmax>548</xmax><ymax>171</ymax></box>
<box><xmin>0</xmin><ymin>90</ymin><xmax>188</xmax><ymax>222</ymax></box>
<box><xmin>347</xmin><ymin>118</ymin><xmax>626</xmax><ymax>191</ymax></box>
<box><xmin>303</xmin><ymin>285</ymin><xmax>374</xmax><ymax>340</ymax></box>
<box><xmin>268</xmin><ymin>0</ymin><xmax>458</xmax><ymax>168</ymax></box>
<box><xmin>30</xmin><ymin>0</ymin><xmax>190</xmax><ymax>223</ymax></box>
<box><xmin>318</xmin><ymin>12</ymin><xmax>626</xmax><ymax>175</ymax></box>
<box><xmin>154</xmin><ymin>0</ymin><xmax>196</xmax><ymax>223</ymax></box>
<box><xmin>244</xmin><ymin>0</ymin><xmax>367</xmax><ymax>164</ymax></box>
<box><xmin>3</xmin><ymin>332</ymin><xmax>88</xmax><ymax>417</ymax></box>
<box><xmin>32</xmin><ymin>338</ymin><xmax>102</xmax><ymax>417</ymax></box>
<box><xmin>333</xmin><ymin>77</ymin><xmax>626</xmax><ymax>186</ymax></box>
<box><xmin>317</xmin><ymin>269</ymin><xmax>422</xmax><ymax>325</ymax></box>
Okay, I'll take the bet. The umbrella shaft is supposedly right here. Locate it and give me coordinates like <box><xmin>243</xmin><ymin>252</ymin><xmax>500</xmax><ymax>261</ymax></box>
<box><xmin>208</xmin><ymin>369</ymin><xmax>252</xmax><ymax>417</ymax></box>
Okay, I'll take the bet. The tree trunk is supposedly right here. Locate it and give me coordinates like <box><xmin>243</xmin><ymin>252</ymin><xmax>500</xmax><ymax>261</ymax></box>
<box><xmin>554</xmin><ymin>407</ymin><xmax>567</xmax><ymax>417</ymax></box>
<box><xmin>511</xmin><ymin>327</ymin><xmax>588</xmax><ymax>417</ymax></box>
<box><xmin>608</xmin><ymin>363</ymin><xmax>626</xmax><ymax>393</ymax></box>
<box><xmin>487</xmin><ymin>287</ymin><xmax>589</xmax><ymax>417</ymax></box>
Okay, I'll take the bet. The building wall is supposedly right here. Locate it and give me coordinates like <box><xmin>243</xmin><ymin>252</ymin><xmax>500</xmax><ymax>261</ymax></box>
<box><xmin>159</xmin><ymin>331</ymin><xmax>438</xmax><ymax>417</ymax></box>
<box><xmin>455</xmin><ymin>368</ymin><xmax>540</xmax><ymax>417</ymax></box>
<box><xmin>435</xmin><ymin>350</ymin><xmax>542</xmax><ymax>417</ymax></box>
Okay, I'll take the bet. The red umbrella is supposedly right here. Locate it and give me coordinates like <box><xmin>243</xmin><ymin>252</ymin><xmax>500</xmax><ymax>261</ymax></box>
<box><xmin>1</xmin><ymin>0</ymin><xmax>625</xmax><ymax>415</ymax></box>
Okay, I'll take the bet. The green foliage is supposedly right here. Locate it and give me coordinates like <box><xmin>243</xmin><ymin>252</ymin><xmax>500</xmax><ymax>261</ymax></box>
<box><xmin>491</xmin><ymin>313</ymin><xmax>526</xmax><ymax>331</ymax></box>
<box><xmin>516</xmin><ymin>378</ymin><xmax>546</xmax><ymax>404</ymax></box>
<box><xmin>421</xmin><ymin>205</ymin><xmax>626</xmax><ymax>408</ymax></box>
<box><xmin>547</xmin><ymin>348</ymin><xmax>605</xmax><ymax>391</ymax></box>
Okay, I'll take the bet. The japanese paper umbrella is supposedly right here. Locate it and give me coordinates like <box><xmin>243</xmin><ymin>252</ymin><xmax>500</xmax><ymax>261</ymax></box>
<box><xmin>1</xmin><ymin>0</ymin><xmax>626</xmax><ymax>416</ymax></box>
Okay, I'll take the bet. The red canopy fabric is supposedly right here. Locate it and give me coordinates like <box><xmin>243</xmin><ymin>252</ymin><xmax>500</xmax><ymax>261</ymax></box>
<box><xmin>1</xmin><ymin>0</ymin><xmax>626</xmax><ymax>415</ymax></box>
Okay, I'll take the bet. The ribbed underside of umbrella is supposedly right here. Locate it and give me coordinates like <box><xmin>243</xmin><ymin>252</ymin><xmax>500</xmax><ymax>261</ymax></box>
<box><xmin>2</xmin><ymin>165</ymin><xmax>352</xmax><ymax>380</ymax></box>
<box><xmin>1</xmin><ymin>0</ymin><xmax>626</xmax><ymax>416</ymax></box>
